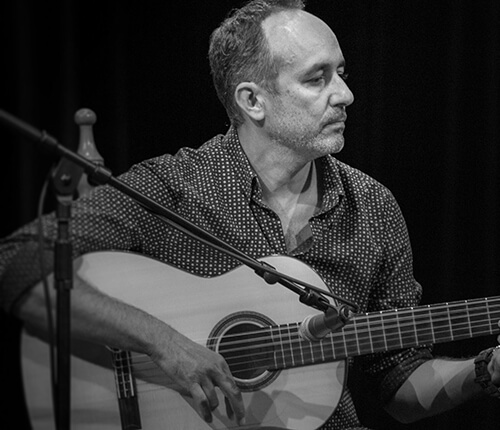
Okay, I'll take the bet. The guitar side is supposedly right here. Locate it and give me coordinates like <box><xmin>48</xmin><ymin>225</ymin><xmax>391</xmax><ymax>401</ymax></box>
<box><xmin>21</xmin><ymin>251</ymin><xmax>345</xmax><ymax>430</ymax></box>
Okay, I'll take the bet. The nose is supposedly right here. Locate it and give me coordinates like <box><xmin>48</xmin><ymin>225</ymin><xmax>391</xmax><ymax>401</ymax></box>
<box><xmin>329</xmin><ymin>74</ymin><xmax>354</xmax><ymax>107</ymax></box>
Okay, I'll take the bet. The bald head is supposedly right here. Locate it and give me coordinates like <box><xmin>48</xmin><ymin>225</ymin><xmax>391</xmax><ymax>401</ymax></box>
<box><xmin>263</xmin><ymin>10</ymin><xmax>342</xmax><ymax>73</ymax></box>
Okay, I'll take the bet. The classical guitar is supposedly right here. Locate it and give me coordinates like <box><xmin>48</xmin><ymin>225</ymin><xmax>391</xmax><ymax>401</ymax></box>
<box><xmin>21</xmin><ymin>251</ymin><xmax>500</xmax><ymax>430</ymax></box>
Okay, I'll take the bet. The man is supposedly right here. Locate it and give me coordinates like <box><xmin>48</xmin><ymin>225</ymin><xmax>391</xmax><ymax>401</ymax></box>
<box><xmin>1</xmin><ymin>0</ymin><xmax>499</xmax><ymax>429</ymax></box>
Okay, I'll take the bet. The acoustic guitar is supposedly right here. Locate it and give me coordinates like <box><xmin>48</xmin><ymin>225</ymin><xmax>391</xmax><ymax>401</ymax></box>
<box><xmin>21</xmin><ymin>251</ymin><xmax>500</xmax><ymax>429</ymax></box>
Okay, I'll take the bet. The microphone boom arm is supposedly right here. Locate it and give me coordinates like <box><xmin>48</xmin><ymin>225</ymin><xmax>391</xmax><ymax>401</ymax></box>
<box><xmin>0</xmin><ymin>108</ymin><xmax>359</xmax><ymax>314</ymax></box>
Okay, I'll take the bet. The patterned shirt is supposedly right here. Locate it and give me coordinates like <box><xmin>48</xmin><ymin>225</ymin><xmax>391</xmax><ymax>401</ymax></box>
<box><xmin>0</xmin><ymin>126</ymin><xmax>432</xmax><ymax>429</ymax></box>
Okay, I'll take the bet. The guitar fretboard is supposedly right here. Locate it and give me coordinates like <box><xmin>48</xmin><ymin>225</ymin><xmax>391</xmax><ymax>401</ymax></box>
<box><xmin>269</xmin><ymin>296</ymin><xmax>500</xmax><ymax>369</ymax></box>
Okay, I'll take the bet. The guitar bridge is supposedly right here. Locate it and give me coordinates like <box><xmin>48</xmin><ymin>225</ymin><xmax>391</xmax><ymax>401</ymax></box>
<box><xmin>109</xmin><ymin>347</ymin><xmax>142</xmax><ymax>430</ymax></box>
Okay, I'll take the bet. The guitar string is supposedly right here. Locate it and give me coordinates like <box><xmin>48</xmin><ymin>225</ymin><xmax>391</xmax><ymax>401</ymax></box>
<box><xmin>120</xmin><ymin>315</ymin><xmax>500</xmax><ymax>397</ymax></box>
<box><xmin>114</xmin><ymin>303</ymin><xmax>500</xmax><ymax>384</ymax></box>
<box><xmin>128</xmin><ymin>320</ymin><xmax>497</xmax><ymax>376</ymax></box>
<box><xmin>127</xmin><ymin>299</ymin><xmax>500</xmax><ymax>362</ymax></box>
<box><xmin>110</xmin><ymin>297</ymin><xmax>500</xmax><ymax>370</ymax></box>
<box><xmin>119</xmin><ymin>335</ymin><xmax>500</xmax><ymax>396</ymax></box>
<box><xmin>107</xmin><ymin>302</ymin><xmax>495</xmax><ymax>391</ymax></box>
<box><xmin>122</xmin><ymin>301</ymin><xmax>500</xmax><ymax>368</ymax></box>
<box><xmin>123</xmin><ymin>312</ymin><xmax>500</xmax><ymax>371</ymax></box>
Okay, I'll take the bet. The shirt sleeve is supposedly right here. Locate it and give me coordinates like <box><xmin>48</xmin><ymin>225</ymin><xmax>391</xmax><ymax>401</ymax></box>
<box><xmin>0</xmin><ymin>236</ymin><xmax>54</xmax><ymax>314</ymax></box>
<box><xmin>357</xmin><ymin>187</ymin><xmax>433</xmax><ymax>404</ymax></box>
<box><xmin>0</xmin><ymin>179</ymin><xmax>147</xmax><ymax>315</ymax></box>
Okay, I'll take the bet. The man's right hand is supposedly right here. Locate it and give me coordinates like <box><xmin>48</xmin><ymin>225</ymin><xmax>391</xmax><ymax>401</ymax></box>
<box><xmin>150</xmin><ymin>328</ymin><xmax>246</xmax><ymax>425</ymax></box>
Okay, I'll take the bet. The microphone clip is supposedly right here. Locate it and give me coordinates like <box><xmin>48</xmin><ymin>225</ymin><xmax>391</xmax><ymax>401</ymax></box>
<box><xmin>323</xmin><ymin>304</ymin><xmax>350</xmax><ymax>330</ymax></box>
<box><xmin>298</xmin><ymin>287</ymin><xmax>332</xmax><ymax>313</ymax></box>
<box><xmin>299</xmin><ymin>304</ymin><xmax>352</xmax><ymax>342</ymax></box>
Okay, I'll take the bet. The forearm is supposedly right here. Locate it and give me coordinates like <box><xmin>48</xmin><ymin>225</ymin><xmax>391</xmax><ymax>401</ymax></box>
<box><xmin>16</xmin><ymin>271</ymin><xmax>246</xmax><ymax>424</ymax></box>
<box><xmin>385</xmin><ymin>357</ymin><xmax>484</xmax><ymax>423</ymax></box>
<box><xmin>16</xmin><ymin>272</ymin><xmax>177</xmax><ymax>359</ymax></box>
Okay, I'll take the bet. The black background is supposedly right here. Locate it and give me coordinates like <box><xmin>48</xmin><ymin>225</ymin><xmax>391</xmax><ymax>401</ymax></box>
<box><xmin>1</xmin><ymin>1</ymin><xmax>499</xmax><ymax>428</ymax></box>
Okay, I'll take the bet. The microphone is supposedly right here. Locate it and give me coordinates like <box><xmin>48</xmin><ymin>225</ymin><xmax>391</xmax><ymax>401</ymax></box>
<box><xmin>299</xmin><ymin>305</ymin><xmax>351</xmax><ymax>341</ymax></box>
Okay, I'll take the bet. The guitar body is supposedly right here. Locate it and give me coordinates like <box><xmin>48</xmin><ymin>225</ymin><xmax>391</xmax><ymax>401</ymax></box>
<box><xmin>22</xmin><ymin>251</ymin><xmax>345</xmax><ymax>430</ymax></box>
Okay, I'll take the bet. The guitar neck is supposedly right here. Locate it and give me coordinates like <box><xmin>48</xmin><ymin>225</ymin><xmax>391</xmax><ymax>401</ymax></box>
<box><xmin>271</xmin><ymin>296</ymin><xmax>500</xmax><ymax>370</ymax></box>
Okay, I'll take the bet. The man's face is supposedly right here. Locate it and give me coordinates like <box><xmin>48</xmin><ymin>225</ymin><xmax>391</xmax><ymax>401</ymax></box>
<box><xmin>262</xmin><ymin>11</ymin><xmax>354</xmax><ymax>160</ymax></box>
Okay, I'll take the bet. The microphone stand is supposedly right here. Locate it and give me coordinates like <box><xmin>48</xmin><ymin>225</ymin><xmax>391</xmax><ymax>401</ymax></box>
<box><xmin>50</xmin><ymin>157</ymin><xmax>85</xmax><ymax>430</ymax></box>
<box><xmin>0</xmin><ymin>109</ymin><xmax>359</xmax><ymax>427</ymax></box>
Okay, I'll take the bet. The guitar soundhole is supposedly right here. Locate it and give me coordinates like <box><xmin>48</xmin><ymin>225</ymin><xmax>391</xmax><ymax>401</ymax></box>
<box><xmin>207</xmin><ymin>311</ymin><xmax>279</xmax><ymax>391</ymax></box>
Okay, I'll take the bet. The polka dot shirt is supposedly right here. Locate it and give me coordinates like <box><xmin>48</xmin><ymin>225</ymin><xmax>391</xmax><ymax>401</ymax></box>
<box><xmin>1</xmin><ymin>126</ymin><xmax>432</xmax><ymax>429</ymax></box>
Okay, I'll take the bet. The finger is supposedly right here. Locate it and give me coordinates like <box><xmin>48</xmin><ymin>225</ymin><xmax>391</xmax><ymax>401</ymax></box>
<box><xmin>190</xmin><ymin>384</ymin><xmax>213</xmax><ymax>423</ymax></box>
<box><xmin>488</xmin><ymin>349</ymin><xmax>500</xmax><ymax>384</ymax></box>
<box><xmin>489</xmin><ymin>364</ymin><xmax>500</xmax><ymax>385</ymax></box>
<box><xmin>225</xmin><ymin>396</ymin><xmax>234</xmax><ymax>420</ymax></box>
<box><xmin>200</xmin><ymin>378</ymin><xmax>220</xmax><ymax>411</ymax></box>
<box><xmin>215</xmin><ymin>373</ymin><xmax>245</xmax><ymax>424</ymax></box>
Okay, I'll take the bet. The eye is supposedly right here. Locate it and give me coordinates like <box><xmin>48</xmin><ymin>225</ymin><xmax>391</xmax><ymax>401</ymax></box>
<box><xmin>309</xmin><ymin>75</ymin><xmax>326</xmax><ymax>85</ymax></box>
<box><xmin>338</xmin><ymin>72</ymin><xmax>349</xmax><ymax>81</ymax></box>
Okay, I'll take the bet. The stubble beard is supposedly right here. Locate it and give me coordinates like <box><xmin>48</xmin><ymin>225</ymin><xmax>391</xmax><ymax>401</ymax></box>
<box><xmin>269</xmin><ymin>120</ymin><xmax>345</xmax><ymax>159</ymax></box>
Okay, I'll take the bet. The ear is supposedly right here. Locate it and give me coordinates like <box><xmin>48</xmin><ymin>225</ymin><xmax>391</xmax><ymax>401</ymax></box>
<box><xmin>234</xmin><ymin>82</ymin><xmax>266</xmax><ymax>122</ymax></box>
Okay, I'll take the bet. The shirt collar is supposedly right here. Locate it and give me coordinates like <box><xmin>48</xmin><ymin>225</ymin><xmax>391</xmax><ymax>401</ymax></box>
<box><xmin>221</xmin><ymin>126</ymin><xmax>259</xmax><ymax>202</ymax></box>
<box><xmin>317</xmin><ymin>154</ymin><xmax>345</xmax><ymax>212</ymax></box>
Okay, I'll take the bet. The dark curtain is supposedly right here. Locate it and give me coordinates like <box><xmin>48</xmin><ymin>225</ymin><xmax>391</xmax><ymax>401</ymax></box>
<box><xmin>1</xmin><ymin>0</ymin><xmax>499</xmax><ymax>429</ymax></box>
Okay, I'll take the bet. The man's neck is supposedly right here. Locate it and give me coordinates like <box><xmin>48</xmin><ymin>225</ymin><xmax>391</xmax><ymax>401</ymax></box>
<box><xmin>237</xmin><ymin>123</ymin><xmax>314</xmax><ymax>196</ymax></box>
<box><xmin>237</xmin><ymin>124</ymin><xmax>321</xmax><ymax>253</ymax></box>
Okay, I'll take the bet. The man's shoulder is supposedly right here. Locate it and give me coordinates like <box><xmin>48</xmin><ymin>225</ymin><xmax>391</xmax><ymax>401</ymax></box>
<box><xmin>333</xmin><ymin>158</ymin><xmax>391</xmax><ymax>196</ymax></box>
<box><xmin>133</xmin><ymin>133</ymin><xmax>228</xmax><ymax>171</ymax></box>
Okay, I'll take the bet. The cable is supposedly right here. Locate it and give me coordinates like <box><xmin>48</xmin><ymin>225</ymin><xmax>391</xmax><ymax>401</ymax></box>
<box><xmin>36</xmin><ymin>165</ymin><xmax>58</xmax><ymax>419</ymax></box>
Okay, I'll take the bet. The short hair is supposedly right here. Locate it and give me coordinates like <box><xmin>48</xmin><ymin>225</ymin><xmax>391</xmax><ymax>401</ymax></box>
<box><xmin>209</xmin><ymin>0</ymin><xmax>306</xmax><ymax>127</ymax></box>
